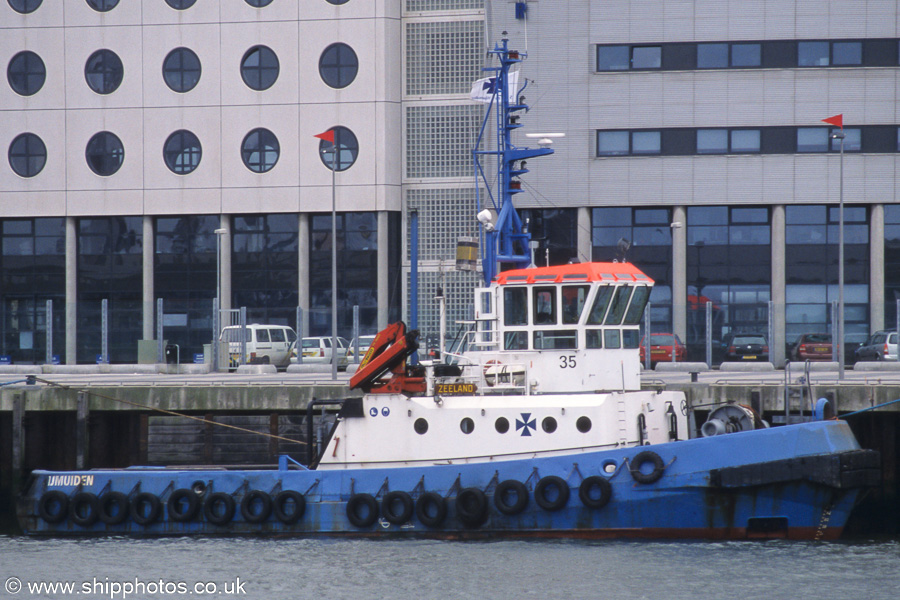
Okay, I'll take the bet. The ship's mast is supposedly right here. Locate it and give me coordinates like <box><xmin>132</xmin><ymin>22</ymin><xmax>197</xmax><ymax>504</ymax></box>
<box><xmin>474</xmin><ymin>37</ymin><xmax>555</xmax><ymax>285</ymax></box>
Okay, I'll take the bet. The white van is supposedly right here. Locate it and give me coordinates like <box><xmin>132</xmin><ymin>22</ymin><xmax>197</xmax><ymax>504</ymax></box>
<box><xmin>219</xmin><ymin>324</ymin><xmax>297</xmax><ymax>369</ymax></box>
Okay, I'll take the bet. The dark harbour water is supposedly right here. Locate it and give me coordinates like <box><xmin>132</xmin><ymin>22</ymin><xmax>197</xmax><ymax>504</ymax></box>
<box><xmin>1</xmin><ymin>536</ymin><xmax>899</xmax><ymax>600</ymax></box>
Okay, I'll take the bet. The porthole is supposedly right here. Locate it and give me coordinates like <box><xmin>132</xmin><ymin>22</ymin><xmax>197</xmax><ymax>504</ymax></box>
<box><xmin>317</xmin><ymin>125</ymin><xmax>358</xmax><ymax>172</ymax></box>
<box><xmin>245</xmin><ymin>0</ymin><xmax>274</xmax><ymax>6</ymax></box>
<box><xmin>8</xmin><ymin>133</ymin><xmax>46</xmax><ymax>178</ymax></box>
<box><xmin>240</xmin><ymin>45</ymin><xmax>279</xmax><ymax>91</ymax></box>
<box><xmin>85</xmin><ymin>131</ymin><xmax>124</xmax><ymax>176</ymax></box>
<box><xmin>85</xmin><ymin>0</ymin><xmax>118</xmax><ymax>12</ymax></box>
<box><xmin>326</xmin><ymin>0</ymin><xmax>350</xmax><ymax>4</ymax></box>
<box><xmin>542</xmin><ymin>416</ymin><xmax>558</xmax><ymax>434</ymax></box>
<box><xmin>163</xmin><ymin>48</ymin><xmax>201</xmax><ymax>93</ymax></box>
<box><xmin>84</xmin><ymin>49</ymin><xmax>123</xmax><ymax>95</ymax></box>
<box><xmin>8</xmin><ymin>0</ymin><xmax>43</xmax><ymax>14</ymax></box>
<box><xmin>319</xmin><ymin>43</ymin><xmax>358</xmax><ymax>89</ymax></box>
<box><xmin>241</xmin><ymin>128</ymin><xmax>279</xmax><ymax>173</ymax></box>
<box><xmin>163</xmin><ymin>130</ymin><xmax>202</xmax><ymax>175</ymax></box>
<box><xmin>165</xmin><ymin>0</ymin><xmax>196</xmax><ymax>8</ymax></box>
<box><xmin>495</xmin><ymin>417</ymin><xmax>509</xmax><ymax>434</ymax></box>
<box><xmin>576</xmin><ymin>416</ymin><xmax>592</xmax><ymax>433</ymax></box>
<box><xmin>602</xmin><ymin>459</ymin><xmax>618</xmax><ymax>474</ymax></box>
<box><xmin>460</xmin><ymin>417</ymin><xmax>474</xmax><ymax>434</ymax></box>
<box><xmin>7</xmin><ymin>51</ymin><xmax>45</xmax><ymax>96</ymax></box>
<box><xmin>414</xmin><ymin>418</ymin><xmax>428</xmax><ymax>435</ymax></box>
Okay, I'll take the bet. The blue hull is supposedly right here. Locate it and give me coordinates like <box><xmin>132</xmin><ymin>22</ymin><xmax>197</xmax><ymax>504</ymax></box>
<box><xmin>17</xmin><ymin>420</ymin><xmax>878</xmax><ymax>540</ymax></box>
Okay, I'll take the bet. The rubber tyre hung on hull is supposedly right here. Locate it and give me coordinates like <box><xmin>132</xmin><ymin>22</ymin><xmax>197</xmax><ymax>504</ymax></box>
<box><xmin>534</xmin><ymin>476</ymin><xmax>570</xmax><ymax>511</ymax></box>
<box><xmin>456</xmin><ymin>487</ymin><xmax>488</xmax><ymax>527</ymax></box>
<box><xmin>272</xmin><ymin>490</ymin><xmax>306</xmax><ymax>524</ymax></box>
<box><xmin>578</xmin><ymin>476</ymin><xmax>612</xmax><ymax>509</ymax></box>
<box><xmin>69</xmin><ymin>492</ymin><xmax>100</xmax><ymax>527</ymax></box>
<box><xmin>630</xmin><ymin>451</ymin><xmax>666</xmax><ymax>484</ymax></box>
<box><xmin>414</xmin><ymin>492</ymin><xmax>447</xmax><ymax>528</ymax></box>
<box><xmin>98</xmin><ymin>491</ymin><xmax>129</xmax><ymax>525</ymax></box>
<box><xmin>167</xmin><ymin>489</ymin><xmax>200</xmax><ymax>522</ymax></box>
<box><xmin>381</xmin><ymin>491</ymin><xmax>414</xmax><ymax>525</ymax></box>
<box><xmin>346</xmin><ymin>493</ymin><xmax>379</xmax><ymax>528</ymax></box>
<box><xmin>240</xmin><ymin>490</ymin><xmax>272</xmax><ymax>523</ymax></box>
<box><xmin>38</xmin><ymin>490</ymin><xmax>69</xmax><ymax>524</ymax></box>
<box><xmin>493</xmin><ymin>480</ymin><xmax>529</xmax><ymax>515</ymax></box>
<box><xmin>130</xmin><ymin>493</ymin><xmax>162</xmax><ymax>526</ymax></box>
<box><xmin>203</xmin><ymin>492</ymin><xmax>236</xmax><ymax>525</ymax></box>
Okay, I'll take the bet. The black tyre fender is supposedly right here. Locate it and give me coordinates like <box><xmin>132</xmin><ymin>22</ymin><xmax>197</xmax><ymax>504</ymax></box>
<box><xmin>630</xmin><ymin>450</ymin><xmax>665</xmax><ymax>484</ymax></box>
<box><xmin>381</xmin><ymin>490</ymin><xmax>414</xmax><ymax>525</ymax></box>
<box><xmin>98</xmin><ymin>491</ymin><xmax>129</xmax><ymax>525</ymax></box>
<box><xmin>240</xmin><ymin>490</ymin><xmax>272</xmax><ymax>523</ymax></box>
<box><xmin>130</xmin><ymin>492</ymin><xmax>161</xmax><ymax>526</ymax></box>
<box><xmin>346</xmin><ymin>493</ymin><xmax>379</xmax><ymax>528</ymax></box>
<box><xmin>167</xmin><ymin>488</ymin><xmax>200</xmax><ymax>522</ymax></box>
<box><xmin>37</xmin><ymin>490</ymin><xmax>69</xmax><ymax>524</ymax></box>
<box><xmin>69</xmin><ymin>492</ymin><xmax>100</xmax><ymax>527</ymax></box>
<box><xmin>203</xmin><ymin>492</ymin><xmax>236</xmax><ymax>525</ymax></box>
<box><xmin>493</xmin><ymin>480</ymin><xmax>529</xmax><ymax>515</ymax></box>
<box><xmin>273</xmin><ymin>490</ymin><xmax>306</xmax><ymax>524</ymax></box>
<box><xmin>456</xmin><ymin>487</ymin><xmax>488</xmax><ymax>527</ymax></box>
<box><xmin>578</xmin><ymin>476</ymin><xmax>612</xmax><ymax>510</ymax></box>
<box><xmin>534</xmin><ymin>476</ymin><xmax>570</xmax><ymax>512</ymax></box>
<box><xmin>414</xmin><ymin>492</ymin><xmax>447</xmax><ymax>528</ymax></box>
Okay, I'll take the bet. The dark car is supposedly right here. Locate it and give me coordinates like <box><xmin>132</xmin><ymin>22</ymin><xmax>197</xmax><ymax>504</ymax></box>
<box><xmin>854</xmin><ymin>330</ymin><xmax>899</xmax><ymax>362</ymax></box>
<box><xmin>789</xmin><ymin>333</ymin><xmax>833</xmax><ymax>362</ymax></box>
<box><xmin>722</xmin><ymin>333</ymin><xmax>769</xmax><ymax>362</ymax></box>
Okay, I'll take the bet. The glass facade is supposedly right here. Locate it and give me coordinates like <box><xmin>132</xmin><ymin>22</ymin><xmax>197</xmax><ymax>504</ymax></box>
<box><xmin>232</xmin><ymin>214</ymin><xmax>298</xmax><ymax>326</ymax></box>
<box><xmin>0</xmin><ymin>218</ymin><xmax>65</xmax><ymax>364</ymax></box>
<box><xmin>155</xmin><ymin>216</ymin><xmax>218</xmax><ymax>359</ymax></box>
<box><xmin>77</xmin><ymin>217</ymin><xmax>143</xmax><ymax>364</ymax></box>
<box><xmin>885</xmin><ymin>206</ymin><xmax>900</xmax><ymax>327</ymax></box>
<box><xmin>785</xmin><ymin>205</ymin><xmax>869</xmax><ymax>349</ymax></box>
<box><xmin>520</xmin><ymin>209</ymin><xmax>578</xmax><ymax>267</ymax></box>
<box><xmin>592</xmin><ymin>207</ymin><xmax>673</xmax><ymax>333</ymax></box>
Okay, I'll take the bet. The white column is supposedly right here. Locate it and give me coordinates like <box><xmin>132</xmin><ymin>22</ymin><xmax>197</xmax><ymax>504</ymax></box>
<box><xmin>870</xmin><ymin>204</ymin><xmax>885</xmax><ymax>332</ymax></box>
<box><xmin>577</xmin><ymin>207</ymin><xmax>592</xmax><ymax>263</ymax></box>
<box><xmin>672</xmin><ymin>206</ymin><xmax>687</xmax><ymax>342</ymax></box>
<box><xmin>142</xmin><ymin>216</ymin><xmax>154</xmax><ymax>340</ymax></box>
<box><xmin>771</xmin><ymin>205</ymin><xmax>786</xmax><ymax>367</ymax></box>
<box><xmin>298</xmin><ymin>213</ymin><xmax>310</xmax><ymax>337</ymax></box>
<box><xmin>219</xmin><ymin>214</ymin><xmax>231</xmax><ymax>312</ymax></box>
<box><xmin>377</xmin><ymin>210</ymin><xmax>389</xmax><ymax>329</ymax></box>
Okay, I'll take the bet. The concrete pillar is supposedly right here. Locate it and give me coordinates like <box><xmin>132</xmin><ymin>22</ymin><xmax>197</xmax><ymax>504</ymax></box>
<box><xmin>298</xmin><ymin>213</ymin><xmax>310</xmax><ymax>337</ymax></box>
<box><xmin>672</xmin><ymin>206</ymin><xmax>687</xmax><ymax>342</ymax></box>
<box><xmin>870</xmin><ymin>204</ymin><xmax>885</xmax><ymax>332</ymax></box>
<box><xmin>11</xmin><ymin>394</ymin><xmax>24</xmax><ymax>485</ymax></box>
<box><xmin>771</xmin><ymin>205</ymin><xmax>786</xmax><ymax>367</ymax></box>
<box><xmin>142</xmin><ymin>216</ymin><xmax>154</xmax><ymax>340</ymax></box>
<box><xmin>577</xmin><ymin>207</ymin><xmax>592</xmax><ymax>263</ymax></box>
<box><xmin>76</xmin><ymin>391</ymin><xmax>88</xmax><ymax>470</ymax></box>
<box><xmin>65</xmin><ymin>217</ymin><xmax>77</xmax><ymax>364</ymax></box>
<box><xmin>219</xmin><ymin>214</ymin><xmax>231</xmax><ymax>312</ymax></box>
<box><xmin>377</xmin><ymin>211</ymin><xmax>389</xmax><ymax>329</ymax></box>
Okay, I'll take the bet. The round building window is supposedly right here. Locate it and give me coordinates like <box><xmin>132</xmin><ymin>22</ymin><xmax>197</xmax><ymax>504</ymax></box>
<box><xmin>165</xmin><ymin>0</ymin><xmax>196</xmax><ymax>8</ymax></box>
<box><xmin>542</xmin><ymin>416</ymin><xmax>558</xmax><ymax>434</ymax></box>
<box><xmin>85</xmin><ymin>0</ymin><xmax>119</xmax><ymax>12</ymax></box>
<box><xmin>163</xmin><ymin>130</ymin><xmax>202</xmax><ymax>175</ymax></box>
<box><xmin>495</xmin><ymin>417</ymin><xmax>510</xmax><ymax>434</ymax></box>
<box><xmin>317</xmin><ymin>126</ymin><xmax>358</xmax><ymax>172</ymax></box>
<box><xmin>8</xmin><ymin>133</ymin><xmax>46</xmax><ymax>178</ymax></box>
<box><xmin>326</xmin><ymin>0</ymin><xmax>350</xmax><ymax>4</ymax></box>
<box><xmin>245</xmin><ymin>0</ymin><xmax>274</xmax><ymax>6</ymax></box>
<box><xmin>319</xmin><ymin>43</ymin><xmax>358</xmax><ymax>89</ymax></box>
<box><xmin>240</xmin><ymin>45</ymin><xmax>279</xmax><ymax>91</ymax></box>
<box><xmin>84</xmin><ymin>49</ymin><xmax>123</xmax><ymax>95</ymax></box>
<box><xmin>7</xmin><ymin>51</ymin><xmax>45</xmax><ymax>96</ymax></box>
<box><xmin>85</xmin><ymin>131</ymin><xmax>124</xmax><ymax>176</ymax></box>
<box><xmin>163</xmin><ymin>48</ymin><xmax>201</xmax><ymax>93</ymax></box>
<box><xmin>241</xmin><ymin>128</ymin><xmax>279</xmax><ymax>173</ymax></box>
<box><xmin>8</xmin><ymin>0</ymin><xmax>43</xmax><ymax>14</ymax></box>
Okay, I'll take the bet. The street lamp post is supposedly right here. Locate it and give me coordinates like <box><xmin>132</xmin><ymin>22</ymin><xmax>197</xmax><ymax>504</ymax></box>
<box><xmin>833</xmin><ymin>129</ymin><xmax>845</xmax><ymax>379</ymax></box>
<box><xmin>213</xmin><ymin>227</ymin><xmax>228</xmax><ymax>371</ymax></box>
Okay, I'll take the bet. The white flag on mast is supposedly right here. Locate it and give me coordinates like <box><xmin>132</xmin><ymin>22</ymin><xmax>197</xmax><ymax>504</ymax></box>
<box><xmin>470</xmin><ymin>71</ymin><xmax>519</xmax><ymax>104</ymax></box>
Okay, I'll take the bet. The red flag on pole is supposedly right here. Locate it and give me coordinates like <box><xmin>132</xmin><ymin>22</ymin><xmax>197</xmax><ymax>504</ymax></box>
<box><xmin>313</xmin><ymin>129</ymin><xmax>335</xmax><ymax>143</ymax></box>
<box><xmin>821</xmin><ymin>114</ymin><xmax>843</xmax><ymax>129</ymax></box>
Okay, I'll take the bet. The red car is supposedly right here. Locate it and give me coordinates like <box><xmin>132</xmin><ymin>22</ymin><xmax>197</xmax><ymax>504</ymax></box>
<box><xmin>640</xmin><ymin>333</ymin><xmax>687</xmax><ymax>366</ymax></box>
<box><xmin>789</xmin><ymin>333</ymin><xmax>833</xmax><ymax>362</ymax></box>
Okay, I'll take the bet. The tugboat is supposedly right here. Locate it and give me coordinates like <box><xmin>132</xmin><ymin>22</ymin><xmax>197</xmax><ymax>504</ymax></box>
<box><xmin>17</xmin><ymin>39</ymin><xmax>879</xmax><ymax>539</ymax></box>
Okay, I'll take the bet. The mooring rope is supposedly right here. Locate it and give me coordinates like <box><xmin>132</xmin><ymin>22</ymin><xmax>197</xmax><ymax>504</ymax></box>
<box><xmin>21</xmin><ymin>375</ymin><xmax>309</xmax><ymax>446</ymax></box>
<box><xmin>841</xmin><ymin>397</ymin><xmax>900</xmax><ymax>418</ymax></box>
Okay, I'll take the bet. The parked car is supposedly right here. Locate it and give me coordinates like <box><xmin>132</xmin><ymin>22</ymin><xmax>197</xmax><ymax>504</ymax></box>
<box><xmin>346</xmin><ymin>334</ymin><xmax>377</xmax><ymax>363</ymax></box>
<box><xmin>640</xmin><ymin>333</ymin><xmax>686</xmax><ymax>367</ymax></box>
<box><xmin>722</xmin><ymin>333</ymin><xmax>769</xmax><ymax>362</ymax></box>
<box><xmin>298</xmin><ymin>336</ymin><xmax>350</xmax><ymax>370</ymax></box>
<box><xmin>789</xmin><ymin>333</ymin><xmax>833</xmax><ymax>362</ymax></box>
<box><xmin>854</xmin><ymin>330</ymin><xmax>899</xmax><ymax>361</ymax></box>
<box><xmin>219</xmin><ymin>324</ymin><xmax>297</xmax><ymax>369</ymax></box>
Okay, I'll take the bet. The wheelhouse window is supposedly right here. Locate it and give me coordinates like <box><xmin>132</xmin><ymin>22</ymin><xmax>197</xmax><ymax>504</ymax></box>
<box><xmin>587</xmin><ymin>285</ymin><xmax>613</xmax><ymax>324</ymax></box>
<box><xmin>604</xmin><ymin>329</ymin><xmax>621</xmax><ymax>349</ymax></box>
<box><xmin>503</xmin><ymin>287</ymin><xmax>527</xmax><ymax>326</ymax></box>
<box><xmin>623</xmin><ymin>286</ymin><xmax>650</xmax><ymax>325</ymax></box>
<box><xmin>586</xmin><ymin>330</ymin><xmax>602</xmax><ymax>349</ymax></box>
<box><xmin>562</xmin><ymin>285</ymin><xmax>589</xmax><ymax>324</ymax></box>
<box><xmin>533</xmin><ymin>330</ymin><xmax>577</xmax><ymax>350</ymax></box>
<box><xmin>533</xmin><ymin>287</ymin><xmax>556</xmax><ymax>325</ymax></box>
<box><xmin>504</xmin><ymin>331</ymin><xmax>527</xmax><ymax>350</ymax></box>
<box><xmin>604</xmin><ymin>286</ymin><xmax>633</xmax><ymax>325</ymax></box>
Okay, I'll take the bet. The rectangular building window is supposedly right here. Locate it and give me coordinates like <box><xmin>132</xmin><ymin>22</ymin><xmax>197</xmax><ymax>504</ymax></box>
<box><xmin>731</xmin><ymin>43</ymin><xmax>761</xmax><ymax>67</ymax></box>
<box><xmin>697</xmin><ymin>43</ymin><xmax>728</xmax><ymax>68</ymax></box>
<box><xmin>631</xmin><ymin>46</ymin><xmax>661</xmax><ymax>69</ymax></box>
<box><xmin>798</xmin><ymin>41</ymin><xmax>830</xmax><ymax>66</ymax></box>
<box><xmin>597</xmin><ymin>45</ymin><xmax>630</xmax><ymax>71</ymax></box>
<box><xmin>833</xmin><ymin>41</ymin><xmax>862</xmax><ymax>65</ymax></box>
<box><xmin>697</xmin><ymin>129</ymin><xmax>728</xmax><ymax>154</ymax></box>
<box><xmin>797</xmin><ymin>128</ymin><xmax>829</xmax><ymax>152</ymax></box>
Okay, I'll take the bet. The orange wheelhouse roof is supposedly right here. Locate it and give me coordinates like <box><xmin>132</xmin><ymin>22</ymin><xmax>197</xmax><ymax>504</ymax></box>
<box><xmin>494</xmin><ymin>262</ymin><xmax>654</xmax><ymax>285</ymax></box>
